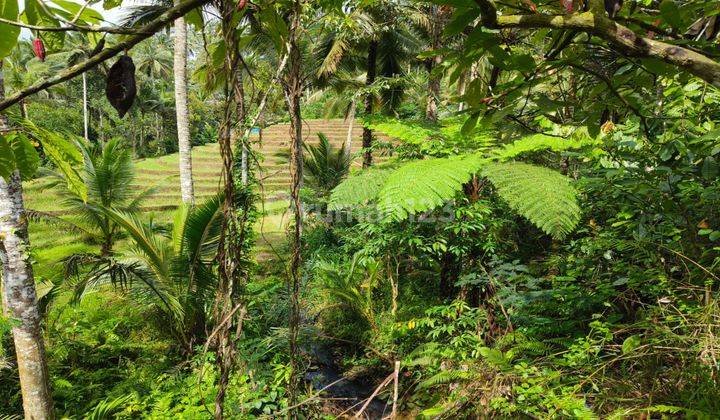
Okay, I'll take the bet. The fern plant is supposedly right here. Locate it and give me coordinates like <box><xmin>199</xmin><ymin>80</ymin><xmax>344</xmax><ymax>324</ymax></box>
<box><xmin>329</xmin><ymin>124</ymin><xmax>589</xmax><ymax>238</ymax></box>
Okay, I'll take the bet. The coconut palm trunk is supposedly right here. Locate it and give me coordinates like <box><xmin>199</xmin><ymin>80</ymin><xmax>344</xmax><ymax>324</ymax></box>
<box><xmin>82</xmin><ymin>72</ymin><xmax>89</xmax><ymax>141</ymax></box>
<box><xmin>173</xmin><ymin>4</ymin><xmax>195</xmax><ymax>205</ymax></box>
<box><xmin>0</xmin><ymin>65</ymin><xmax>55</xmax><ymax>420</ymax></box>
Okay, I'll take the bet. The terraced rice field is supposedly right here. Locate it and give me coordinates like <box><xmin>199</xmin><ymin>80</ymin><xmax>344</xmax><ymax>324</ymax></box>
<box><xmin>24</xmin><ymin>119</ymin><xmax>387</xmax><ymax>277</ymax></box>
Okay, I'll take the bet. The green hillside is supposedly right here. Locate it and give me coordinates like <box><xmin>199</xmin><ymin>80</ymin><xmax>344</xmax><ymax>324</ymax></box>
<box><xmin>24</xmin><ymin>119</ymin><xmax>374</xmax><ymax>278</ymax></box>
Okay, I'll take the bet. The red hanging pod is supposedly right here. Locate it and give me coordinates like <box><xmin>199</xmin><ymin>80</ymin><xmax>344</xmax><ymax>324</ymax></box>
<box><xmin>33</xmin><ymin>38</ymin><xmax>46</xmax><ymax>62</ymax></box>
<box><xmin>237</xmin><ymin>0</ymin><xmax>247</xmax><ymax>10</ymax></box>
<box><xmin>560</xmin><ymin>0</ymin><xmax>573</xmax><ymax>12</ymax></box>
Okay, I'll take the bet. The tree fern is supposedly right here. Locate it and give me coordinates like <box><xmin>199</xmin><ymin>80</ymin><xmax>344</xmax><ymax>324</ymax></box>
<box><xmin>493</xmin><ymin>132</ymin><xmax>600</xmax><ymax>160</ymax></box>
<box><xmin>330</xmin><ymin>156</ymin><xmax>580</xmax><ymax>238</ymax></box>
<box><xmin>377</xmin><ymin>155</ymin><xmax>482</xmax><ymax>220</ymax></box>
<box><xmin>328</xmin><ymin>165</ymin><xmax>395</xmax><ymax>210</ymax></box>
<box><xmin>362</xmin><ymin>115</ymin><xmax>437</xmax><ymax>145</ymax></box>
<box><xmin>481</xmin><ymin>162</ymin><xmax>580</xmax><ymax>239</ymax></box>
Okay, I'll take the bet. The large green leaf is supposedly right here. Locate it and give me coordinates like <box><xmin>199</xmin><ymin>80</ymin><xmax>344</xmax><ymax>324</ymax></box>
<box><xmin>329</xmin><ymin>166</ymin><xmax>394</xmax><ymax>210</ymax></box>
<box><xmin>52</xmin><ymin>0</ymin><xmax>103</xmax><ymax>23</ymax></box>
<box><xmin>0</xmin><ymin>0</ymin><xmax>20</xmax><ymax>58</ymax></box>
<box><xmin>23</xmin><ymin>0</ymin><xmax>64</xmax><ymax>53</ymax></box>
<box><xmin>9</xmin><ymin>133</ymin><xmax>40</xmax><ymax>179</ymax></box>
<box><xmin>0</xmin><ymin>135</ymin><xmax>14</xmax><ymax>180</ymax></box>
<box><xmin>481</xmin><ymin>162</ymin><xmax>580</xmax><ymax>239</ymax></box>
<box><xmin>22</xmin><ymin>121</ymin><xmax>86</xmax><ymax>201</ymax></box>
<box><xmin>377</xmin><ymin>155</ymin><xmax>484</xmax><ymax>220</ymax></box>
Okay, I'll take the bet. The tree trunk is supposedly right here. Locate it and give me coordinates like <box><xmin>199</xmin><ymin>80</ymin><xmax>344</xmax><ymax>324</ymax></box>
<box><xmin>0</xmin><ymin>65</ymin><xmax>55</xmax><ymax>420</ymax></box>
<box><xmin>425</xmin><ymin>56</ymin><xmax>442</xmax><ymax>122</ymax></box>
<box><xmin>284</xmin><ymin>1</ymin><xmax>304</xmax><ymax>414</ymax></box>
<box><xmin>173</xmin><ymin>4</ymin><xmax>195</xmax><ymax>205</ymax></box>
<box><xmin>362</xmin><ymin>40</ymin><xmax>378</xmax><ymax>168</ymax></box>
<box><xmin>344</xmin><ymin>99</ymin><xmax>356</xmax><ymax>162</ymax></box>
<box><xmin>82</xmin><ymin>72</ymin><xmax>89</xmax><ymax>141</ymax></box>
<box><xmin>457</xmin><ymin>71</ymin><xmax>467</xmax><ymax>112</ymax></box>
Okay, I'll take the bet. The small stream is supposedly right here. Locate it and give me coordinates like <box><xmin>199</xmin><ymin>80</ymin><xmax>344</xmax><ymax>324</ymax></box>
<box><xmin>304</xmin><ymin>343</ymin><xmax>391</xmax><ymax>419</ymax></box>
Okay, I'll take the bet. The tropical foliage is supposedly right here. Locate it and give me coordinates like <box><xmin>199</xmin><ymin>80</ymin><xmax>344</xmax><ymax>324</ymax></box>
<box><xmin>1</xmin><ymin>0</ymin><xmax>720</xmax><ymax>418</ymax></box>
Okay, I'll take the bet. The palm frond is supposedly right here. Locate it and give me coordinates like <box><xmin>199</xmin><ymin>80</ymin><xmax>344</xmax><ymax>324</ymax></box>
<box><xmin>84</xmin><ymin>394</ymin><xmax>134</xmax><ymax>420</ymax></box>
<box><xmin>102</xmin><ymin>208</ymin><xmax>171</xmax><ymax>282</ymax></box>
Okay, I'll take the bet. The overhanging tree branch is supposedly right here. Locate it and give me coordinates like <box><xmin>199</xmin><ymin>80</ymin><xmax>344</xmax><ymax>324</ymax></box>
<box><xmin>0</xmin><ymin>17</ymin><xmax>152</xmax><ymax>34</ymax></box>
<box><xmin>0</xmin><ymin>0</ymin><xmax>211</xmax><ymax>111</ymax></box>
<box><xmin>473</xmin><ymin>0</ymin><xmax>720</xmax><ymax>87</ymax></box>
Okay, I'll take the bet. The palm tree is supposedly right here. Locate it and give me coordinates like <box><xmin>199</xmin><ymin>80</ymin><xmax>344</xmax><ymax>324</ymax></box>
<box><xmin>173</xmin><ymin>0</ymin><xmax>195</xmax><ymax>205</ymax></box>
<box><xmin>303</xmin><ymin>133</ymin><xmax>351</xmax><ymax>196</ymax></box>
<box><xmin>121</xmin><ymin>2</ymin><xmax>195</xmax><ymax>204</ymax></box>
<box><xmin>65</xmin><ymin>33</ymin><xmax>106</xmax><ymax>141</ymax></box>
<box><xmin>408</xmin><ymin>4</ymin><xmax>453</xmax><ymax>122</ymax></box>
<box><xmin>45</xmin><ymin>139</ymin><xmax>155</xmax><ymax>255</ymax></box>
<box><xmin>315</xmin><ymin>2</ymin><xmax>416</xmax><ymax>167</ymax></box>
<box><xmin>66</xmin><ymin>195</ymin><xmax>224</xmax><ymax>353</ymax></box>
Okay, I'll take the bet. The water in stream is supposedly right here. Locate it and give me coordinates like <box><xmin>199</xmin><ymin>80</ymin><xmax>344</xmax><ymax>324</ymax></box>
<box><xmin>305</xmin><ymin>343</ymin><xmax>391</xmax><ymax>419</ymax></box>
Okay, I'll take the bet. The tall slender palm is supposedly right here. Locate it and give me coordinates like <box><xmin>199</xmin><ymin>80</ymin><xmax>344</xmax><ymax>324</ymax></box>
<box><xmin>65</xmin><ymin>33</ymin><xmax>106</xmax><ymax>141</ymax></box>
<box><xmin>122</xmin><ymin>2</ymin><xmax>195</xmax><ymax>204</ymax></box>
<box><xmin>315</xmin><ymin>2</ymin><xmax>416</xmax><ymax>166</ymax></box>
<box><xmin>173</xmin><ymin>1</ymin><xmax>195</xmax><ymax>205</ymax></box>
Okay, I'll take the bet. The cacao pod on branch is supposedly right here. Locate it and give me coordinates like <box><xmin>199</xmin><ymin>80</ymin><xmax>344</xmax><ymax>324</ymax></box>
<box><xmin>33</xmin><ymin>38</ymin><xmax>46</xmax><ymax>62</ymax></box>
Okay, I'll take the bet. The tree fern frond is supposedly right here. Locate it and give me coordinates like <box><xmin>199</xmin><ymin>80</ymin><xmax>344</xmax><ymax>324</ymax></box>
<box><xmin>377</xmin><ymin>155</ymin><xmax>483</xmax><ymax>220</ymax></box>
<box><xmin>362</xmin><ymin>115</ymin><xmax>437</xmax><ymax>145</ymax></box>
<box><xmin>481</xmin><ymin>162</ymin><xmax>580</xmax><ymax>239</ymax></box>
<box><xmin>418</xmin><ymin>369</ymin><xmax>473</xmax><ymax>390</ymax></box>
<box><xmin>493</xmin><ymin>132</ymin><xmax>600</xmax><ymax>160</ymax></box>
<box><xmin>328</xmin><ymin>166</ymin><xmax>396</xmax><ymax>210</ymax></box>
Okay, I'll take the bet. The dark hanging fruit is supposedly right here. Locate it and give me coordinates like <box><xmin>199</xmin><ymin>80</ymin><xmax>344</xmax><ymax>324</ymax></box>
<box><xmin>33</xmin><ymin>38</ymin><xmax>46</xmax><ymax>62</ymax></box>
<box><xmin>106</xmin><ymin>55</ymin><xmax>137</xmax><ymax>118</ymax></box>
<box><xmin>237</xmin><ymin>0</ymin><xmax>247</xmax><ymax>10</ymax></box>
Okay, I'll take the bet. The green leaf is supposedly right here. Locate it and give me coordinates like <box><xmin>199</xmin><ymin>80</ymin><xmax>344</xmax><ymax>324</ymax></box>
<box><xmin>0</xmin><ymin>135</ymin><xmax>14</xmax><ymax>180</ymax></box>
<box><xmin>103</xmin><ymin>0</ymin><xmax>122</xmax><ymax>10</ymax></box>
<box><xmin>378</xmin><ymin>155</ymin><xmax>483</xmax><ymax>220</ymax></box>
<box><xmin>185</xmin><ymin>7</ymin><xmax>203</xmax><ymax>28</ymax></box>
<box><xmin>443</xmin><ymin>7</ymin><xmax>479</xmax><ymax>37</ymax></box>
<box><xmin>482</xmin><ymin>162</ymin><xmax>580</xmax><ymax>239</ymax></box>
<box><xmin>461</xmin><ymin>113</ymin><xmax>479</xmax><ymax>136</ymax></box>
<box><xmin>709</xmin><ymin>231</ymin><xmax>720</xmax><ymax>241</ymax></box>
<box><xmin>0</xmin><ymin>0</ymin><xmax>20</xmax><ymax>58</ymax></box>
<box><xmin>260</xmin><ymin>6</ymin><xmax>289</xmax><ymax>53</ymax></box>
<box><xmin>51</xmin><ymin>0</ymin><xmax>102</xmax><ymax>23</ymax></box>
<box><xmin>659</xmin><ymin>0</ymin><xmax>682</xmax><ymax>29</ymax></box>
<box><xmin>622</xmin><ymin>335</ymin><xmax>641</xmax><ymax>354</ymax></box>
<box><xmin>23</xmin><ymin>0</ymin><xmax>64</xmax><ymax>52</ymax></box>
<box><xmin>701</xmin><ymin>156</ymin><xmax>718</xmax><ymax>180</ymax></box>
<box><xmin>329</xmin><ymin>166</ymin><xmax>394</xmax><ymax>210</ymax></box>
<box><xmin>478</xmin><ymin>347</ymin><xmax>511</xmax><ymax>370</ymax></box>
<box><xmin>9</xmin><ymin>133</ymin><xmax>40</xmax><ymax>178</ymax></box>
<box><xmin>22</xmin><ymin>122</ymin><xmax>86</xmax><ymax>201</ymax></box>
